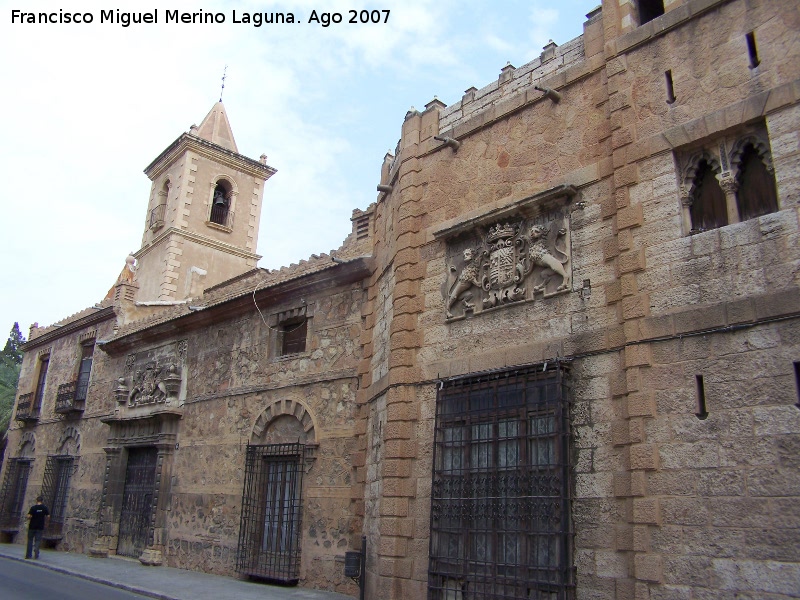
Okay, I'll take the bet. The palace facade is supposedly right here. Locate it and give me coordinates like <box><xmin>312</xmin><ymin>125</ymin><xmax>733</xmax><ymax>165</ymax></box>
<box><xmin>3</xmin><ymin>1</ymin><xmax>799</xmax><ymax>598</ymax></box>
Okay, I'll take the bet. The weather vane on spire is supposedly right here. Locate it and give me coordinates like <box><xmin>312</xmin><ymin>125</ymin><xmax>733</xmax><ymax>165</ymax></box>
<box><xmin>219</xmin><ymin>65</ymin><xmax>227</xmax><ymax>102</ymax></box>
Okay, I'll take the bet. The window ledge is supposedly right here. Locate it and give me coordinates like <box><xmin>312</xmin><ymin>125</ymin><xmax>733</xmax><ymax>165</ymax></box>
<box><xmin>205</xmin><ymin>221</ymin><xmax>232</xmax><ymax>233</ymax></box>
<box><xmin>273</xmin><ymin>351</ymin><xmax>312</xmax><ymax>363</ymax></box>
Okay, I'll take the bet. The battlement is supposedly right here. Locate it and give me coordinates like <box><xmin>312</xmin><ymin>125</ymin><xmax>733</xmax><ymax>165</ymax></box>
<box><xmin>439</xmin><ymin>33</ymin><xmax>587</xmax><ymax>132</ymax></box>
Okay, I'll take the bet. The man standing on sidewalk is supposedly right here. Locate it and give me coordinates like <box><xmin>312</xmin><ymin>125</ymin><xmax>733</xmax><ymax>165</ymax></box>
<box><xmin>25</xmin><ymin>496</ymin><xmax>49</xmax><ymax>559</ymax></box>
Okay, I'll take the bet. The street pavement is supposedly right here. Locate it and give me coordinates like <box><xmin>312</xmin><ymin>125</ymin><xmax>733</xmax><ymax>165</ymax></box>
<box><xmin>0</xmin><ymin>543</ymin><xmax>353</xmax><ymax>600</ymax></box>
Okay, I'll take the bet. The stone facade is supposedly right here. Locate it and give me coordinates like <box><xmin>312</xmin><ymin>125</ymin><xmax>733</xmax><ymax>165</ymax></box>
<box><xmin>3</xmin><ymin>0</ymin><xmax>800</xmax><ymax>598</ymax></box>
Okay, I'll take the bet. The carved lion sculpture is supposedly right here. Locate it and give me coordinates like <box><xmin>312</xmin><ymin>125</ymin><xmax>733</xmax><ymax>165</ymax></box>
<box><xmin>528</xmin><ymin>224</ymin><xmax>570</xmax><ymax>293</ymax></box>
<box><xmin>446</xmin><ymin>248</ymin><xmax>481</xmax><ymax>318</ymax></box>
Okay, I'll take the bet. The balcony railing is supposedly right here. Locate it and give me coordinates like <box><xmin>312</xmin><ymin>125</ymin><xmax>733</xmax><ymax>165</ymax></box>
<box><xmin>15</xmin><ymin>393</ymin><xmax>39</xmax><ymax>423</ymax></box>
<box><xmin>208</xmin><ymin>206</ymin><xmax>234</xmax><ymax>229</ymax></box>
<box><xmin>150</xmin><ymin>203</ymin><xmax>166</xmax><ymax>230</ymax></box>
<box><xmin>55</xmin><ymin>381</ymin><xmax>86</xmax><ymax>415</ymax></box>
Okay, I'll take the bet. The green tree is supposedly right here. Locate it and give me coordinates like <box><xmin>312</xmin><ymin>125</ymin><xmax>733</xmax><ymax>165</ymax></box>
<box><xmin>0</xmin><ymin>322</ymin><xmax>26</xmax><ymax>437</ymax></box>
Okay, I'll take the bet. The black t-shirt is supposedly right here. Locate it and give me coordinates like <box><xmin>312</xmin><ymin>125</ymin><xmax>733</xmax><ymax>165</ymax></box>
<box><xmin>28</xmin><ymin>504</ymin><xmax>49</xmax><ymax>530</ymax></box>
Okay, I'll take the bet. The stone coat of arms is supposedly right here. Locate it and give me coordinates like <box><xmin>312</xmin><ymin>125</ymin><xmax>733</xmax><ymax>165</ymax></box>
<box><xmin>444</xmin><ymin>212</ymin><xmax>571</xmax><ymax>320</ymax></box>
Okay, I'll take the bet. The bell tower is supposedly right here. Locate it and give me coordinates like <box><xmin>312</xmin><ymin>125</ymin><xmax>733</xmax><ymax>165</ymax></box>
<box><xmin>134</xmin><ymin>102</ymin><xmax>276</xmax><ymax>301</ymax></box>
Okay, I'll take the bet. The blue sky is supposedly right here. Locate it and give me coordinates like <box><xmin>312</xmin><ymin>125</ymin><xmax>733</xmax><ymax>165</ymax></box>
<box><xmin>1</xmin><ymin>0</ymin><xmax>598</xmax><ymax>335</ymax></box>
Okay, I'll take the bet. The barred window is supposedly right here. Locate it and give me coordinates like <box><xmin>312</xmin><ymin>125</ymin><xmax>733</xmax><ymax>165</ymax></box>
<box><xmin>42</xmin><ymin>455</ymin><xmax>75</xmax><ymax>540</ymax></box>
<box><xmin>236</xmin><ymin>443</ymin><xmax>305</xmax><ymax>584</ymax></box>
<box><xmin>429</xmin><ymin>365</ymin><xmax>573</xmax><ymax>600</ymax></box>
<box><xmin>0</xmin><ymin>458</ymin><xmax>32</xmax><ymax>531</ymax></box>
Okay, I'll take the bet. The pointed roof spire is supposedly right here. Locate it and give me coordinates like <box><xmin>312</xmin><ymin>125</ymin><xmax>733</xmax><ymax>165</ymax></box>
<box><xmin>194</xmin><ymin>101</ymin><xmax>239</xmax><ymax>153</ymax></box>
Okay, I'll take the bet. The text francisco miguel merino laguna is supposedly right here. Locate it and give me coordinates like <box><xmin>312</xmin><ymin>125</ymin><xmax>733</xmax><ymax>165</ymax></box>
<box><xmin>11</xmin><ymin>8</ymin><xmax>392</xmax><ymax>27</ymax></box>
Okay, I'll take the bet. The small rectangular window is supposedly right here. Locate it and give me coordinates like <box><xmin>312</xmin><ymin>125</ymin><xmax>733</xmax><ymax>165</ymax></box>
<box><xmin>638</xmin><ymin>0</ymin><xmax>665</xmax><ymax>25</ymax></box>
<box><xmin>695</xmin><ymin>375</ymin><xmax>708</xmax><ymax>420</ymax></box>
<box><xmin>281</xmin><ymin>319</ymin><xmax>307</xmax><ymax>356</ymax></box>
<box><xmin>665</xmin><ymin>70</ymin><xmax>676</xmax><ymax>104</ymax></box>
<box><xmin>746</xmin><ymin>32</ymin><xmax>760</xmax><ymax>68</ymax></box>
<box><xmin>793</xmin><ymin>362</ymin><xmax>800</xmax><ymax>409</ymax></box>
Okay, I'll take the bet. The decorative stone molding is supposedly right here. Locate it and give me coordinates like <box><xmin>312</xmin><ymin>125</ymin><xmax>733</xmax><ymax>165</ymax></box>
<box><xmin>18</xmin><ymin>432</ymin><xmax>36</xmax><ymax>456</ymax></box>
<box><xmin>730</xmin><ymin>133</ymin><xmax>773</xmax><ymax>174</ymax></box>
<box><xmin>116</xmin><ymin>340</ymin><xmax>187</xmax><ymax>411</ymax></box>
<box><xmin>268</xmin><ymin>303</ymin><xmax>315</xmax><ymax>328</ymax></box>
<box><xmin>78</xmin><ymin>330</ymin><xmax>97</xmax><ymax>344</ymax></box>
<box><xmin>58</xmin><ymin>426</ymin><xmax>81</xmax><ymax>455</ymax></box>
<box><xmin>436</xmin><ymin>186</ymin><xmax>576</xmax><ymax>321</ymax></box>
<box><xmin>252</xmin><ymin>398</ymin><xmax>317</xmax><ymax>444</ymax></box>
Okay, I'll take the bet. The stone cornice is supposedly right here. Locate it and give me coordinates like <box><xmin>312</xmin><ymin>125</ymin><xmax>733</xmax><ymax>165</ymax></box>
<box><xmin>21</xmin><ymin>307</ymin><xmax>116</xmax><ymax>352</ymax></box>
<box><xmin>100</xmin><ymin>257</ymin><xmax>371</xmax><ymax>354</ymax></box>
<box><xmin>134</xmin><ymin>227</ymin><xmax>261</xmax><ymax>262</ymax></box>
<box><xmin>434</xmin><ymin>184</ymin><xmax>578</xmax><ymax>240</ymax></box>
<box><xmin>144</xmin><ymin>133</ymin><xmax>277</xmax><ymax>181</ymax></box>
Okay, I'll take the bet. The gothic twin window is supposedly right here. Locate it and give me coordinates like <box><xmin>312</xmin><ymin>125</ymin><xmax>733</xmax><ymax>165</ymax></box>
<box><xmin>429</xmin><ymin>365</ymin><xmax>572</xmax><ymax>600</ymax></box>
<box><xmin>679</xmin><ymin>128</ymin><xmax>779</xmax><ymax>234</ymax></box>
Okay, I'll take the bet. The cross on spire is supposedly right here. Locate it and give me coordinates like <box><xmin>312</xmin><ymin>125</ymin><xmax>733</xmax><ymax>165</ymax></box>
<box><xmin>219</xmin><ymin>65</ymin><xmax>227</xmax><ymax>102</ymax></box>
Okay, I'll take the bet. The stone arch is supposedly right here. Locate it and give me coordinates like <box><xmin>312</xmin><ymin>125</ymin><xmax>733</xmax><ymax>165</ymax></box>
<box><xmin>18</xmin><ymin>432</ymin><xmax>35</xmax><ymax>457</ymax></box>
<box><xmin>679</xmin><ymin>150</ymin><xmax>722</xmax><ymax>201</ymax></box>
<box><xmin>208</xmin><ymin>175</ymin><xmax>238</xmax><ymax>227</ymax></box>
<box><xmin>729</xmin><ymin>134</ymin><xmax>773</xmax><ymax>176</ymax></box>
<box><xmin>57</xmin><ymin>426</ymin><xmax>81</xmax><ymax>455</ymax></box>
<box><xmin>251</xmin><ymin>398</ymin><xmax>317</xmax><ymax>445</ymax></box>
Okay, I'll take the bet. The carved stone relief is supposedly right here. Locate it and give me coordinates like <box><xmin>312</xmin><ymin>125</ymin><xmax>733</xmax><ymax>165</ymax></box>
<box><xmin>443</xmin><ymin>208</ymin><xmax>572</xmax><ymax>320</ymax></box>
<box><xmin>114</xmin><ymin>340</ymin><xmax>187</xmax><ymax>410</ymax></box>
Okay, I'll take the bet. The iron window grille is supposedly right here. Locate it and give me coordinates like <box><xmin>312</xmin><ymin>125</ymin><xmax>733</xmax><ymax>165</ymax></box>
<box><xmin>428</xmin><ymin>364</ymin><xmax>574</xmax><ymax>600</ymax></box>
<box><xmin>210</xmin><ymin>183</ymin><xmax>233</xmax><ymax>227</ymax></box>
<box><xmin>236</xmin><ymin>443</ymin><xmax>306</xmax><ymax>584</ymax></box>
<box><xmin>41</xmin><ymin>455</ymin><xmax>76</xmax><ymax>540</ymax></box>
<box><xmin>15</xmin><ymin>392</ymin><xmax>37</xmax><ymax>423</ymax></box>
<box><xmin>0</xmin><ymin>458</ymin><xmax>32</xmax><ymax>531</ymax></box>
<box><xmin>150</xmin><ymin>203</ymin><xmax>166</xmax><ymax>229</ymax></box>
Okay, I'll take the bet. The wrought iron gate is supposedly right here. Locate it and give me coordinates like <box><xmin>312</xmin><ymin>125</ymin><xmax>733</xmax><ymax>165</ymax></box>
<box><xmin>117</xmin><ymin>447</ymin><xmax>158</xmax><ymax>558</ymax></box>
<box><xmin>0</xmin><ymin>458</ymin><xmax>32</xmax><ymax>531</ymax></box>
<box><xmin>41</xmin><ymin>455</ymin><xmax>75</xmax><ymax>540</ymax></box>
<box><xmin>428</xmin><ymin>365</ymin><xmax>573</xmax><ymax>600</ymax></box>
<box><xmin>236</xmin><ymin>443</ymin><xmax>305</xmax><ymax>583</ymax></box>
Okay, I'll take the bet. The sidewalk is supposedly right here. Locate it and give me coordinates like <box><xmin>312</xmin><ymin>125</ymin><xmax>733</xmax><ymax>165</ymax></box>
<box><xmin>0</xmin><ymin>543</ymin><xmax>353</xmax><ymax>600</ymax></box>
